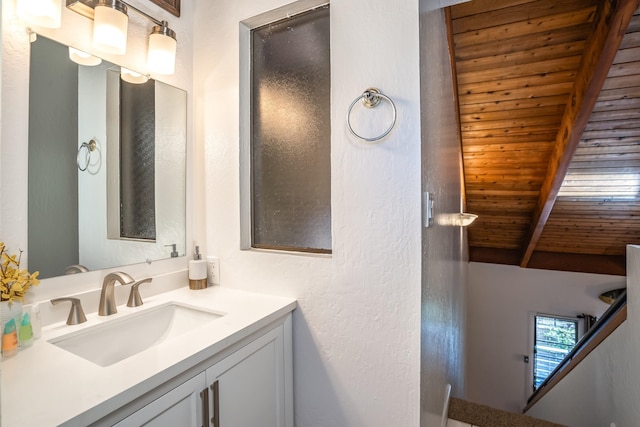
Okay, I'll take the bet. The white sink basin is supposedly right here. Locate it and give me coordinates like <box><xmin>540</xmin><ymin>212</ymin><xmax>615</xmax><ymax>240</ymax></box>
<box><xmin>49</xmin><ymin>303</ymin><xmax>224</xmax><ymax>367</ymax></box>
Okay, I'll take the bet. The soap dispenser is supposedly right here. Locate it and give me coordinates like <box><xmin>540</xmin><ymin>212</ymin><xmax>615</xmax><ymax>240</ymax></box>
<box><xmin>188</xmin><ymin>246</ymin><xmax>207</xmax><ymax>290</ymax></box>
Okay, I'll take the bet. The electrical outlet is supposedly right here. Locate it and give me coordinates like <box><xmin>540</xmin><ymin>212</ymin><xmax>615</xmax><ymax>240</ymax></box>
<box><xmin>207</xmin><ymin>256</ymin><xmax>220</xmax><ymax>285</ymax></box>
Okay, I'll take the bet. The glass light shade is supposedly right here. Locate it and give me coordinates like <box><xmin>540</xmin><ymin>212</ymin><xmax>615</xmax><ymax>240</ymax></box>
<box><xmin>93</xmin><ymin>4</ymin><xmax>128</xmax><ymax>55</ymax></box>
<box><xmin>457</xmin><ymin>213</ymin><xmax>478</xmax><ymax>227</ymax></box>
<box><xmin>16</xmin><ymin>0</ymin><xmax>61</xmax><ymax>28</ymax></box>
<box><xmin>68</xmin><ymin>47</ymin><xmax>102</xmax><ymax>66</ymax></box>
<box><xmin>120</xmin><ymin>67</ymin><xmax>149</xmax><ymax>84</ymax></box>
<box><xmin>436</xmin><ymin>213</ymin><xmax>478</xmax><ymax>227</ymax></box>
<box><xmin>148</xmin><ymin>32</ymin><xmax>177</xmax><ymax>75</ymax></box>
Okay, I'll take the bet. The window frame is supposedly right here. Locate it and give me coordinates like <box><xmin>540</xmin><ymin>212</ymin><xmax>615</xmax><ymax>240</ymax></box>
<box><xmin>238</xmin><ymin>0</ymin><xmax>331</xmax><ymax>253</ymax></box>
<box><xmin>527</xmin><ymin>312</ymin><xmax>583</xmax><ymax>395</ymax></box>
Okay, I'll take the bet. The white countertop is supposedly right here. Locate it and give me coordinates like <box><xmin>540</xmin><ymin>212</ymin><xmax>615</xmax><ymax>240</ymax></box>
<box><xmin>1</xmin><ymin>286</ymin><xmax>297</xmax><ymax>427</ymax></box>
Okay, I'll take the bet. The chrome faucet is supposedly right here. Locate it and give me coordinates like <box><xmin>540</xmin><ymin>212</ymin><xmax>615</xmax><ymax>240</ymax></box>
<box><xmin>98</xmin><ymin>272</ymin><xmax>135</xmax><ymax>316</ymax></box>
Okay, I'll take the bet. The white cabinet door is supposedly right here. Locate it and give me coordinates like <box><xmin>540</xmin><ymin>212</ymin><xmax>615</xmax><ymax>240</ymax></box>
<box><xmin>114</xmin><ymin>373</ymin><xmax>206</xmax><ymax>427</ymax></box>
<box><xmin>109</xmin><ymin>316</ymin><xmax>292</xmax><ymax>427</ymax></box>
<box><xmin>205</xmin><ymin>326</ymin><xmax>285</xmax><ymax>427</ymax></box>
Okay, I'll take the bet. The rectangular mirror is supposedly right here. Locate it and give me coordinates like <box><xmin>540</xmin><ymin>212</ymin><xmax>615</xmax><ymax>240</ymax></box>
<box><xmin>28</xmin><ymin>35</ymin><xmax>186</xmax><ymax>279</ymax></box>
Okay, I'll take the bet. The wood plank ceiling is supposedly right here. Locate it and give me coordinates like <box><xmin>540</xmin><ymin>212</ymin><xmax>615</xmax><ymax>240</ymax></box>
<box><xmin>447</xmin><ymin>0</ymin><xmax>640</xmax><ymax>275</ymax></box>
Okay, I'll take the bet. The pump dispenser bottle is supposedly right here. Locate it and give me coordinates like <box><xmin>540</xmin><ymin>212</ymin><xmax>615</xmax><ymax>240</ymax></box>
<box><xmin>189</xmin><ymin>246</ymin><xmax>207</xmax><ymax>290</ymax></box>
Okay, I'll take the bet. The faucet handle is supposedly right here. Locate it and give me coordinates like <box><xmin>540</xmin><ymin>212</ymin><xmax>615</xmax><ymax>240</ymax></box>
<box><xmin>51</xmin><ymin>297</ymin><xmax>88</xmax><ymax>325</ymax></box>
<box><xmin>127</xmin><ymin>278</ymin><xmax>153</xmax><ymax>307</ymax></box>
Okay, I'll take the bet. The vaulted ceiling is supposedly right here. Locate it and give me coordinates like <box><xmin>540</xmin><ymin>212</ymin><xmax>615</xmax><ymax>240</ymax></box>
<box><xmin>447</xmin><ymin>0</ymin><xmax>640</xmax><ymax>276</ymax></box>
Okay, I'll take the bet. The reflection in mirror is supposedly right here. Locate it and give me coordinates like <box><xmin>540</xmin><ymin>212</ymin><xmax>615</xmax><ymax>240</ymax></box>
<box><xmin>28</xmin><ymin>36</ymin><xmax>186</xmax><ymax>279</ymax></box>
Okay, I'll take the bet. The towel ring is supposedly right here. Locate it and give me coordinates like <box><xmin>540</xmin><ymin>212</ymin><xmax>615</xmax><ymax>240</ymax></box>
<box><xmin>77</xmin><ymin>139</ymin><xmax>97</xmax><ymax>172</ymax></box>
<box><xmin>347</xmin><ymin>88</ymin><xmax>397</xmax><ymax>142</ymax></box>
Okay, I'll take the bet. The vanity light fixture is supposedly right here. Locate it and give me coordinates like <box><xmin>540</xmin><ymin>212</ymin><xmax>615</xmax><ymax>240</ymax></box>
<box><xmin>17</xmin><ymin>0</ymin><xmax>62</xmax><ymax>28</ymax></box>
<box><xmin>66</xmin><ymin>0</ymin><xmax>177</xmax><ymax>75</ymax></box>
<box><xmin>93</xmin><ymin>0</ymin><xmax>128</xmax><ymax>55</ymax></box>
<box><xmin>148</xmin><ymin>21</ymin><xmax>177</xmax><ymax>75</ymax></box>
<box><xmin>120</xmin><ymin>67</ymin><xmax>149</xmax><ymax>84</ymax></box>
<box><xmin>68</xmin><ymin>47</ymin><xmax>102</xmax><ymax>66</ymax></box>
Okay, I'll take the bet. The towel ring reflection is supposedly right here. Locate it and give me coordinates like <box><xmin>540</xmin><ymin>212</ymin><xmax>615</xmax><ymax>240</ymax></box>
<box><xmin>77</xmin><ymin>139</ymin><xmax>97</xmax><ymax>172</ymax></box>
<box><xmin>347</xmin><ymin>88</ymin><xmax>397</xmax><ymax>142</ymax></box>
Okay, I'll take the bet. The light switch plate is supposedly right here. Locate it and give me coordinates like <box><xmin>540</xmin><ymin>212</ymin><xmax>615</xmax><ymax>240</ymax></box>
<box><xmin>424</xmin><ymin>192</ymin><xmax>434</xmax><ymax>228</ymax></box>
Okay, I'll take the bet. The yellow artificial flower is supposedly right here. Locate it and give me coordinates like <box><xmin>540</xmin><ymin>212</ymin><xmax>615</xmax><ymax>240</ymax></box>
<box><xmin>0</xmin><ymin>242</ymin><xmax>40</xmax><ymax>304</ymax></box>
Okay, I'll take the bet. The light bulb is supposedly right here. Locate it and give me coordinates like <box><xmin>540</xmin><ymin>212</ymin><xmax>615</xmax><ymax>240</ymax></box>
<box><xmin>148</xmin><ymin>22</ymin><xmax>177</xmax><ymax>75</ymax></box>
<box><xmin>93</xmin><ymin>0</ymin><xmax>128</xmax><ymax>55</ymax></box>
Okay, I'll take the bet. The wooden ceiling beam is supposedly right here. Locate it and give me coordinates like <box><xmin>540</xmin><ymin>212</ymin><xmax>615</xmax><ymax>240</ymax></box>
<box><xmin>520</xmin><ymin>0</ymin><xmax>639</xmax><ymax>268</ymax></box>
<box><xmin>471</xmin><ymin>247</ymin><xmax>626</xmax><ymax>276</ymax></box>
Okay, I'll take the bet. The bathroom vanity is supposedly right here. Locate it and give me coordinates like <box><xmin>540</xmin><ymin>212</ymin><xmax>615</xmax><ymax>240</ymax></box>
<box><xmin>0</xmin><ymin>284</ymin><xmax>296</xmax><ymax>427</ymax></box>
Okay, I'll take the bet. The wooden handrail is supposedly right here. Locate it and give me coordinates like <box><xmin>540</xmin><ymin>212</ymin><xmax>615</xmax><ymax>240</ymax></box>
<box><xmin>524</xmin><ymin>291</ymin><xmax>627</xmax><ymax>412</ymax></box>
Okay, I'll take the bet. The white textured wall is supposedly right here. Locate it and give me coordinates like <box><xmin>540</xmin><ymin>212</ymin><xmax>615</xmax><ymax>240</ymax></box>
<box><xmin>194</xmin><ymin>0</ymin><xmax>426</xmax><ymax>425</ymax></box>
<box><xmin>419</xmin><ymin>5</ymin><xmax>468</xmax><ymax>426</ymax></box>
<box><xmin>526</xmin><ymin>246</ymin><xmax>640</xmax><ymax>426</ymax></box>
<box><xmin>466</xmin><ymin>262</ymin><xmax>626</xmax><ymax>413</ymax></box>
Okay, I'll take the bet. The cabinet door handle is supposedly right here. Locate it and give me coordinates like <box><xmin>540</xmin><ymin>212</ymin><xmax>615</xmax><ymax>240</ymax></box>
<box><xmin>200</xmin><ymin>387</ymin><xmax>210</xmax><ymax>427</ymax></box>
<box><xmin>211</xmin><ymin>380</ymin><xmax>220</xmax><ymax>427</ymax></box>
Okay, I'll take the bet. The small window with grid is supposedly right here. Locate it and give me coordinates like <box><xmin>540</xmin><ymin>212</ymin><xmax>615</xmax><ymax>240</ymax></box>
<box><xmin>533</xmin><ymin>314</ymin><xmax>579</xmax><ymax>390</ymax></box>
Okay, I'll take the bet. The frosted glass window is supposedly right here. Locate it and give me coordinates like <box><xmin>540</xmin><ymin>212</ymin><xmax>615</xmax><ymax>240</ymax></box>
<box><xmin>251</xmin><ymin>6</ymin><xmax>331</xmax><ymax>253</ymax></box>
<box><xmin>120</xmin><ymin>78</ymin><xmax>156</xmax><ymax>241</ymax></box>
